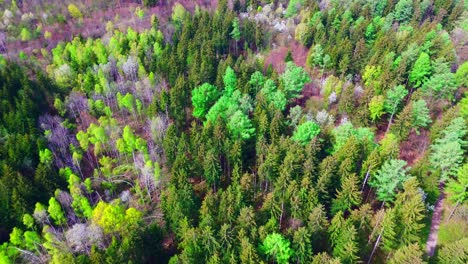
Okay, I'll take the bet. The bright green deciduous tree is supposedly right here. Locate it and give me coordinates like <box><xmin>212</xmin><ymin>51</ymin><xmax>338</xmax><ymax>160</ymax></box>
<box><xmin>223</xmin><ymin>66</ymin><xmax>237</xmax><ymax>95</ymax></box>
<box><xmin>369</xmin><ymin>95</ymin><xmax>385</xmax><ymax>121</ymax></box>
<box><xmin>409</xmin><ymin>52</ymin><xmax>431</xmax><ymax>88</ymax></box>
<box><xmin>191</xmin><ymin>83</ymin><xmax>220</xmax><ymax>118</ymax></box>
<box><xmin>92</xmin><ymin>201</ymin><xmax>126</xmax><ymax>234</ymax></box>
<box><xmin>362</xmin><ymin>65</ymin><xmax>383</xmax><ymax>93</ymax></box>
<box><xmin>430</xmin><ymin>117</ymin><xmax>466</xmax><ymax>181</ymax></box>
<box><xmin>281</xmin><ymin>61</ymin><xmax>311</xmax><ymax>99</ymax></box>
<box><xmin>249</xmin><ymin>71</ymin><xmax>265</xmax><ymax>92</ymax></box>
<box><xmin>20</xmin><ymin>28</ymin><xmax>32</xmax><ymax>42</ymax></box>
<box><xmin>292</xmin><ymin>121</ymin><xmax>320</xmax><ymax>145</ymax></box>
<box><xmin>332</xmin><ymin>122</ymin><xmax>375</xmax><ymax>152</ymax></box>
<box><xmin>227</xmin><ymin>110</ymin><xmax>255</xmax><ymax>140</ymax></box>
<box><xmin>394</xmin><ymin>0</ymin><xmax>413</xmax><ymax>23</ymax></box>
<box><xmin>384</xmin><ymin>85</ymin><xmax>408</xmax><ymax>129</ymax></box>
<box><xmin>259</xmin><ymin>233</ymin><xmax>294</xmax><ymax>264</ymax></box>
<box><xmin>422</xmin><ymin>59</ymin><xmax>459</xmax><ymax>100</ymax></box>
<box><xmin>68</xmin><ymin>4</ymin><xmax>83</xmax><ymax>19</ymax></box>
<box><xmin>39</xmin><ymin>148</ymin><xmax>54</xmax><ymax>166</ymax></box>
<box><xmin>172</xmin><ymin>3</ymin><xmax>187</xmax><ymax>24</ymax></box>
<box><xmin>48</xmin><ymin>197</ymin><xmax>66</xmax><ymax>225</ymax></box>
<box><xmin>261</xmin><ymin>79</ymin><xmax>287</xmax><ymax>110</ymax></box>
<box><xmin>369</xmin><ymin>159</ymin><xmax>410</xmax><ymax>203</ymax></box>
<box><xmin>22</xmin><ymin>214</ymin><xmax>34</xmax><ymax>229</ymax></box>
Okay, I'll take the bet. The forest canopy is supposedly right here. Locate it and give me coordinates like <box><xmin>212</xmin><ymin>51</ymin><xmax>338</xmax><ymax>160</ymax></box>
<box><xmin>0</xmin><ymin>0</ymin><xmax>467</xmax><ymax>263</ymax></box>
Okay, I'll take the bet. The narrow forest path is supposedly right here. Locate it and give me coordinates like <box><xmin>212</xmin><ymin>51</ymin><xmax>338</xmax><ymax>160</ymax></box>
<box><xmin>426</xmin><ymin>183</ymin><xmax>445</xmax><ymax>257</ymax></box>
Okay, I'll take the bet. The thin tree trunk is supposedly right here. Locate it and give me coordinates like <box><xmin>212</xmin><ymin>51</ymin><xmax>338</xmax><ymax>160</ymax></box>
<box><xmin>367</xmin><ymin>230</ymin><xmax>383</xmax><ymax>264</ymax></box>
<box><xmin>361</xmin><ymin>169</ymin><xmax>370</xmax><ymax>191</ymax></box>
<box><xmin>386</xmin><ymin>111</ymin><xmax>395</xmax><ymax>132</ymax></box>
<box><xmin>368</xmin><ymin>201</ymin><xmax>385</xmax><ymax>244</ymax></box>
<box><xmin>447</xmin><ymin>200</ymin><xmax>460</xmax><ymax>222</ymax></box>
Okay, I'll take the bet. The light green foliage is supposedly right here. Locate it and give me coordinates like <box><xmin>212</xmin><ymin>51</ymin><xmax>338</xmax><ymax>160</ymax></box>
<box><xmin>227</xmin><ymin>110</ymin><xmax>255</xmax><ymax>139</ymax></box>
<box><xmin>369</xmin><ymin>95</ymin><xmax>385</xmax><ymax>121</ymax></box>
<box><xmin>71</xmin><ymin>195</ymin><xmax>92</xmax><ymax>218</ymax></box>
<box><xmin>261</xmin><ymin>79</ymin><xmax>287</xmax><ymax>110</ymax></box>
<box><xmin>287</xmin><ymin>105</ymin><xmax>302</xmax><ymax>127</ymax></box>
<box><xmin>92</xmin><ymin>201</ymin><xmax>126</xmax><ymax>234</ymax></box>
<box><xmin>409</xmin><ymin>52</ymin><xmax>431</xmax><ymax>88</ymax></box>
<box><xmin>0</xmin><ymin>246</ymin><xmax>11</xmax><ymax>264</ymax></box>
<box><xmin>379</xmin><ymin>133</ymin><xmax>400</xmax><ymax>158</ymax></box>
<box><xmin>362</xmin><ymin>65</ymin><xmax>383</xmax><ymax>93</ymax></box>
<box><xmin>286</xmin><ymin>0</ymin><xmax>304</xmax><ymax>18</ymax></box>
<box><xmin>191</xmin><ymin>83</ymin><xmax>220</xmax><ymax>118</ymax></box>
<box><xmin>384</xmin><ymin>85</ymin><xmax>408</xmax><ymax>115</ymax></box>
<box><xmin>369</xmin><ymin>159</ymin><xmax>410</xmax><ymax>202</ymax></box>
<box><xmin>437</xmin><ymin>238</ymin><xmax>468</xmax><ymax>264</ymax></box>
<box><xmin>230</xmin><ymin>18</ymin><xmax>241</xmax><ymax>42</ymax></box>
<box><xmin>23</xmin><ymin>231</ymin><xmax>40</xmax><ymax>250</ymax></box>
<box><xmin>20</xmin><ymin>27</ymin><xmax>32</xmax><ymax>42</ymax></box>
<box><xmin>422</xmin><ymin>59</ymin><xmax>458</xmax><ymax>100</ymax></box>
<box><xmin>223</xmin><ymin>66</ymin><xmax>237</xmax><ymax>95</ymax></box>
<box><xmin>76</xmin><ymin>130</ymin><xmax>89</xmax><ymax>151</ymax></box>
<box><xmin>281</xmin><ymin>61</ymin><xmax>310</xmax><ymax>99</ymax></box>
<box><xmin>172</xmin><ymin>3</ymin><xmax>187</xmax><ymax>24</ymax></box>
<box><xmin>117</xmin><ymin>92</ymin><xmax>135</xmax><ymax>113</ymax></box>
<box><xmin>48</xmin><ymin>197</ymin><xmax>66</xmax><ymax>225</ymax></box>
<box><xmin>332</xmin><ymin>122</ymin><xmax>375</xmax><ymax>152</ymax></box>
<box><xmin>322</xmin><ymin>76</ymin><xmax>343</xmax><ymax>106</ymax></box>
<box><xmin>205</xmin><ymin>91</ymin><xmax>240</xmax><ymax>123</ymax></box>
<box><xmin>135</xmin><ymin>7</ymin><xmax>145</xmax><ymax>19</ymax></box>
<box><xmin>68</xmin><ymin>4</ymin><xmax>83</xmax><ymax>19</ymax></box>
<box><xmin>249</xmin><ymin>71</ymin><xmax>265</xmax><ymax>92</ymax></box>
<box><xmin>394</xmin><ymin>0</ymin><xmax>413</xmax><ymax>23</ymax></box>
<box><xmin>39</xmin><ymin>148</ymin><xmax>53</xmax><ymax>166</ymax></box>
<box><xmin>430</xmin><ymin>118</ymin><xmax>466</xmax><ymax>181</ymax></box>
<box><xmin>455</xmin><ymin>61</ymin><xmax>468</xmax><ymax>87</ymax></box>
<box><xmin>459</xmin><ymin>95</ymin><xmax>468</xmax><ymax>118</ymax></box>
<box><xmin>22</xmin><ymin>214</ymin><xmax>34</xmax><ymax>229</ymax></box>
<box><xmin>116</xmin><ymin>126</ymin><xmax>147</xmax><ymax>156</ymax></box>
<box><xmin>9</xmin><ymin>227</ymin><xmax>23</xmax><ymax>246</ymax></box>
<box><xmin>292</xmin><ymin>121</ymin><xmax>321</xmax><ymax>145</ymax></box>
<box><xmin>295</xmin><ymin>23</ymin><xmax>309</xmax><ymax>45</ymax></box>
<box><xmin>307</xmin><ymin>44</ymin><xmax>324</xmax><ymax>67</ymax></box>
<box><xmin>259</xmin><ymin>233</ymin><xmax>294</xmax><ymax>264</ymax></box>
<box><xmin>411</xmin><ymin>99</ymin><xmax>431</xmax><ymax>133</ymax></box>
<box><xmin>125</xmin><ymin>207</ymin><xmax>143</xmax><ymax>229</ymax></box>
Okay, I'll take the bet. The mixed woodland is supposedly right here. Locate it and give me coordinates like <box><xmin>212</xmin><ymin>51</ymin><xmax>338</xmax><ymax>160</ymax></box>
<box><xmin>0</xmin><ymin>0</ymin><xmax>467</xmax><ymax>263</ymax></box>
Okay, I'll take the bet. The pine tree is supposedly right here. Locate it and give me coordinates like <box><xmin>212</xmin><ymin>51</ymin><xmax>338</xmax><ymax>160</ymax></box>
<box><xmin>411</xmin><ymin>99</ymin><xmax>431</xmax><ymax>134</ymax></box>
<box><xmin>393</xmin><ymin>178</ymin><xmax>425</xmax><ymax>245</ymax></box>
<box><xmin>388</xmin><ymin>243</ymin><xmax>424</xmax><ymax>264</ymax></box>
<box><xmin>331</xmin><ymin>173</ymin><xmax>362</xmax><ymax>215</ymax></box>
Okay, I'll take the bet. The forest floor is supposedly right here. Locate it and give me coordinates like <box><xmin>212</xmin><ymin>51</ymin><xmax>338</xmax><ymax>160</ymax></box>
<box><xmin>426</xmin><ymin>183</ymin><xmax>445</xmax><ymax>257</ymax></box>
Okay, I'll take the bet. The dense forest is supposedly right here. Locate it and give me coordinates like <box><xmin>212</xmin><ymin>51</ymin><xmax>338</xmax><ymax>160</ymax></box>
<box><xmin>0</xmin><ymin>0</ymin><xmax>467</xmax><ymax>263</ymax></box>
